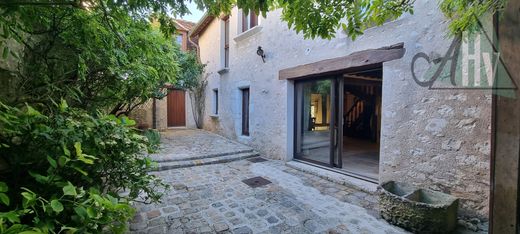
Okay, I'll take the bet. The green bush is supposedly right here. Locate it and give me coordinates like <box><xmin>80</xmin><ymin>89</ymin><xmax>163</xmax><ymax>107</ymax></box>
<box><xmin>143</xmin><ymin>129</ymin><xmax>161</xmax><ymax>153</ymax></box>
<box><xmin>0</xmin><ymin>101</ymin><xmax>168</xmax><ymax>233</ymax></box>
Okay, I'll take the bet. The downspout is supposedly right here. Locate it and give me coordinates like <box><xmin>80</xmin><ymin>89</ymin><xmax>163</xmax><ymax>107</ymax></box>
<box><xmin>188</xmin><ymin>32</ymin><xmax>203</xmax><ymax>129</ymax></box>
<box><xmin>188</xmin><ymin>34</ymin><xmax>201</xmax><ymax>63</ymax></box>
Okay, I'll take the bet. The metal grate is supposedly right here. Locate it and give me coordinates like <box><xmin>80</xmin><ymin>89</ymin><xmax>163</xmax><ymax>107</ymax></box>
<box><xmin>242</xmin><ymin>176</ymin><xmax>272</xmax><ymax>188</ymax></box>
<box><xmin>247</xmin><ymin>157</ymin><xmax>268</xmax><ymax>163</ymax></box>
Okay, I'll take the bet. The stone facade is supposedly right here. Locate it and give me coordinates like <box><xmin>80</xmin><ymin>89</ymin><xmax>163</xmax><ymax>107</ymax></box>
<box><xmin>194</xmin><ymin>1</ymin><xmax>491</xmax><ymax>218</ymax></box>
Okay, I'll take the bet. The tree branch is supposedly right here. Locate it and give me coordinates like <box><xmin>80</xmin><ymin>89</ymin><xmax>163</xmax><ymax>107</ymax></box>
<box><xmin>0</xmin><ymin>1</ymin><xmax>79</xmax><ymax>7</ymax></box>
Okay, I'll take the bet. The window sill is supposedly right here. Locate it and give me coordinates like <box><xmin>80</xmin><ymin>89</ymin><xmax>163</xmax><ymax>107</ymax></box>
<box><xmin>209</xmin><ymin>114</ymin><xmax>219</xmax><ymax>118</ymax></box>
<box><xmin>217</xmin><ymin>68</ymin><xmax>229</xmax><ymax>75</ymax></box>
<box><xmin>238</xmin><ymin>135</ymin><xmax>251</xmax><ymax>140</ymax></box>
<box><xmin>234</xmin><ymin>26</ymin><xmax>263</xmax><ymax>43</ymax></box>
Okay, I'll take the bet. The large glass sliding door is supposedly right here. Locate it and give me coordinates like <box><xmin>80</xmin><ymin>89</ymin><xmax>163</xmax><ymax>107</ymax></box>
<box><xmin>294</xmin><ymin>71</ymin><xmax>382</xmax><ymax>182</ymax></box>
<box><xmin>294</xmin><ymin>78</ymin><xmax>343</xmax><ymax>167</ymax></box>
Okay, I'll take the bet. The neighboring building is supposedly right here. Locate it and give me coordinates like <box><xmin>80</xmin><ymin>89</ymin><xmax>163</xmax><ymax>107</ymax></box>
<box><xmin>173</xmin><ymin>19</ymin><xmax>198</xmax><ymax>51</ymax></box>
<box><xmin>189</xmin><ymin>1</ymin><xmax>493</xmax><ymax>220</ymax></box>
<box><xmin>132</xmin><ymin>19</ymin><xmax>197</xmax><ymax>130</ymax></box>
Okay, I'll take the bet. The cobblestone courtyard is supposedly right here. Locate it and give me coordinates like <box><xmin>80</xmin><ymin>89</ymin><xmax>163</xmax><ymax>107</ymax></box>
<box><xmin>129</xmin><ymin>129</ymin><xmax>406</xmax><ymax>234</ymax></box>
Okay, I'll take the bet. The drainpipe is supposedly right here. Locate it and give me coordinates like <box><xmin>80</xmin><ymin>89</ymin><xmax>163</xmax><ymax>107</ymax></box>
<box><xmin>187</xmin><ymin>33</ymin><xmax>202</xmax><ymax>129</ymax></box>
<box><xmin>188</xmin><ymin>34</ymin><xmax>201</xmax><ymax>62</ymax></box>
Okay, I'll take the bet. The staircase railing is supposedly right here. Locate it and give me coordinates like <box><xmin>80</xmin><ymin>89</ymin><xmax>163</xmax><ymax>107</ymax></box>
<box><xmin>345</xmin><ymin>97</ymin><xmax>364</xmax><ymax>128</ymax></box>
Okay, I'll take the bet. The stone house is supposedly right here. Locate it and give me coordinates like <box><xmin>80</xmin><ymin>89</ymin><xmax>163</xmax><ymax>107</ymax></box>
<box><xmin>132</xmin><ymin>19</ymin><xmax>198</xmax><ymax>130</ymax></box>
<box><xmin>186</xmin><ymin>0</ymin><xmax>517</xmax><ymax>223</ymax></box>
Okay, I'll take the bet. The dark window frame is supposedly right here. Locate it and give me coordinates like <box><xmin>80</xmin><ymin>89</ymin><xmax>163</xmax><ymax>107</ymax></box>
<box><xmin>213</xmin><ymin>89</ymin><xmax>219</xmax><ymax>115</ymax></box>
<box><xmin>241</xmin><ymin>88</ymin><xmax>250</xmax><ymax>136</ymax></box>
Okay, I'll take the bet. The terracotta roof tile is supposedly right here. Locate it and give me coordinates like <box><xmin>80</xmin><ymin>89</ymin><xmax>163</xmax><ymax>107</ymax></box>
<box><xmin>174</xmin><ymin>19</ymin><xmax>196</xmax><ymax>31</ymax></box>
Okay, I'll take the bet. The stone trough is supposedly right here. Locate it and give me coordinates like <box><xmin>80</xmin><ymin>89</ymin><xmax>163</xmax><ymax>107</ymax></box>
<box><xmin>378</xmin><ymin>181</ymin><xmax>459</xmax><ymax>233</ymax></box>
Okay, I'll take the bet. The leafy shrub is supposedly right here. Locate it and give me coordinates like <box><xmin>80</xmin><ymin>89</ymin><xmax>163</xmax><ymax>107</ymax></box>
<box><xmin>143</xmin><ymin>129</ymin><xmax>161</xmax><ymax>153</ymax></box>
<box><xmin>0</xmin><ymin>6</ymin><xmax>180</xmax><ymax>116</ymax></box>
<box><xmin>0</xmin><ymin>101</ymin><xmax>168</xmax><ymax>233</ymax></box>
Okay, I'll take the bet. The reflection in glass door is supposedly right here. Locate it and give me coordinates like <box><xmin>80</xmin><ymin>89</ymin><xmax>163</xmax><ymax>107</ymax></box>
<box><xmin>295</xmin><ymin>79</ymin><xmax>337</xmax><ymax>166</ymax></box>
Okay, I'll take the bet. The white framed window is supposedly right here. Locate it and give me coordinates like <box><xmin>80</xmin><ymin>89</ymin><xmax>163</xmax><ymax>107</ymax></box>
<box><xmin>234</xmin><ymin>10</ymin><xmax>263</xmax><ymax>43</ymax></box>
<box><xmin>221</xmin><ymin>16</ymin><xmax>230</xmax><ymax>69</ymax></box>
<box><xmin>241</xmin><ymin>11</ymin><xmax>258</xmax><ymax>33</ymax></box>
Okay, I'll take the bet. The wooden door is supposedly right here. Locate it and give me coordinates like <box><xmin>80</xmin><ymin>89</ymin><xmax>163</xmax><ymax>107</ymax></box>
<box><xmin>167</xmin><ymin>89</ymin><xmax>186</xmax><ymax>127</ymax></box>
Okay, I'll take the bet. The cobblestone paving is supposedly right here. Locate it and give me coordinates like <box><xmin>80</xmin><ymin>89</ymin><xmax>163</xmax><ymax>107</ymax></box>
<box><xmin>151</xmin><ymin>130</ymin><xmax>252</xmax><ymax>162</ymax></box>
<box><xmin>130</xmin><ymin>159</ymin><xmax>407</xmax><ymax>234</ymax></box>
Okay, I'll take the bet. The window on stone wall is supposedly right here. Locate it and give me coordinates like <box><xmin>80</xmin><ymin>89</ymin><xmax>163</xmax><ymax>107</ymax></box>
<box><xmin>241</xmin><ymin>11</ymin><xmax>258</xmax><ymax>33</ymax></box>
<box><xmin>212</xmin><ymin>89</ymin><xmax>219</xmax><ymax>115</ymax></box>
<box><xmin>241</xmin><ymin>87</ymin><xmax>250</xmax><ymax>136</ymax></box>
<box><xmin>223</xmin><ymin>17</ymin><xmax>230</xmax><ymax>68</ymax></box>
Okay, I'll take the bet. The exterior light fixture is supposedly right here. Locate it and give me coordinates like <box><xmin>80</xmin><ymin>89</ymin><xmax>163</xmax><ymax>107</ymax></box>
<box><xmin>257</xmin><ymin>46</ymin><xmax>266</xmax><ymax>63</ymax></box>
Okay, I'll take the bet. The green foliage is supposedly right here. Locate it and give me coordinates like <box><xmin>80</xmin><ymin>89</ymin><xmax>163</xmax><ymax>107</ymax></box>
<box><xmin>175</xmin><ymin>51</ymin><xmax>206</xmax><ymax>90</ymax></box>
<box><xmin>0</xmin><ymin>0</ymin><xmax>506</xmax><ymax>44</ymax></box>
<box><xmin>194</xmin><ymin>0</ymin><xmax>413</xmax><ymax>39</ymax></box>
<box><xmin>195</xmin><ymin>0</ymin><xmax>505</xmax><ymax>39</ymax></box>
<box><xmin>0</xmin><ymin>0</ymin><xmax>194</xmax><ymax>232</ymax></box>
<box><xmin>0</xmin><ymin>102</ymin><xmax>168</xmax><ymax>232</ymax></box>
<box><xmin>439</xmin><ymin>0</ymin><xmax>507</xmax><ymax>34</ymax></box>
<box><xmin>143</xmin><ymin>129</ymin><xmax>161</xmax><ymax>153</ymax></box>
<box><xmin>0</xmin><ymin>3</ymin><xmax>180</xmax><ymax>115</ymax></box>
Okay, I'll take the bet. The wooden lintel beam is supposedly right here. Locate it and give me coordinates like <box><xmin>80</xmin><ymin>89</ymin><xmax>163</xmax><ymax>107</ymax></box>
<box><xmin>279</xmin><ymin>43</ymin><xmax>405</xmax><ymax>80</ymax></box>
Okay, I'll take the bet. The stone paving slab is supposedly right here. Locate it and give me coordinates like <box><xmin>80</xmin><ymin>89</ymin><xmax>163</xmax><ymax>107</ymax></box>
<box><xmin>129</xmin><ymin>159</ymin><xmax>407</xmax><ymax>234</ymax></box>
<box><xmin>151</xmin><ymin>129</ymin><xmax>253</xmax><ymax>162</ymax></box>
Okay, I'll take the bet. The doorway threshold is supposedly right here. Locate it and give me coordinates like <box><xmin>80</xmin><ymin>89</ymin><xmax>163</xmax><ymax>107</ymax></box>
<box><xmin>167</xmin><ymin>126</ymin><xmax>187</xmax><ymax>129</ymax></box>
<box><xmin>287</xmin><ymin>160</ymin><xmax>378</xmax><ymax>194</ymax></box>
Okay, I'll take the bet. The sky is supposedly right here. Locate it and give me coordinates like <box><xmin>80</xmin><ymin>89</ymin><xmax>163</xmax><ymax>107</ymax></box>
<box><xmin>180</xmin><ymin>2</ymin><xmax>205</xmax><ymax>23</ymax></box>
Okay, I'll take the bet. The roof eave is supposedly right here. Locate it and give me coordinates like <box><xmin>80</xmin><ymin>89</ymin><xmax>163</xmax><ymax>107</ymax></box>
<box><xmin>189</xmin><ymin>12</ymin><xmax>215</xmax><ymax>38</ymax></box>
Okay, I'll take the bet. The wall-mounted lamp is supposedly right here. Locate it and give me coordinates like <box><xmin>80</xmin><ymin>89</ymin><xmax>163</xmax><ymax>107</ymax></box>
<box><xmin>257</xmin><ymin>46</ymin><xmax>266</xmax><ymax>63</ymax></box>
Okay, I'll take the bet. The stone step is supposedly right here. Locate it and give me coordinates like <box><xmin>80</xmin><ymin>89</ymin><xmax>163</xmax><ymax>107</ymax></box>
<box><xmin>153</xmin><ymin>149</ymin><xmax>255</xmax><ymax>163</ymax></box>
<box><xmin>153</xmin><ymin>151</ymin><xmax>260</xmax><ymax>171</ymax></box>
<box><xmin>286</xmin><ymin>160</ymin><xmax>378</xmax><ymax>194</ymax></box>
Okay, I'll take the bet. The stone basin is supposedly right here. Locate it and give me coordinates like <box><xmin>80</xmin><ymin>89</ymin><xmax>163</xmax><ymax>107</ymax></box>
<box><xmin>378</xmin><ymin>181</ymin><xmax>459</xmax><ymax>233</ymax></box>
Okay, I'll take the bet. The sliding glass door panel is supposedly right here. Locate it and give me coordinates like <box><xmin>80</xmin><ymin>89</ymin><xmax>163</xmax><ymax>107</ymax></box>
<box><xmin>295</xmin><ymin>79</ymin><xmax>334</xmax><ymax>166</ymax></box>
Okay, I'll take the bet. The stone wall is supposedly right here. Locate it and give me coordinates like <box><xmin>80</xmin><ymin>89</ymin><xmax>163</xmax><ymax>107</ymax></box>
<box><xmin>130</xmin><ymin>100</ymin><xmax>154</xmax><ymax>129</ymax></box>
<box><xmin>198</xmin><ymin>1</ymin><xmax>491</xmax><ymax>218</ymax></box>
